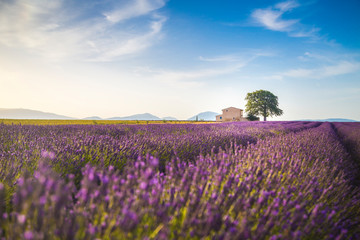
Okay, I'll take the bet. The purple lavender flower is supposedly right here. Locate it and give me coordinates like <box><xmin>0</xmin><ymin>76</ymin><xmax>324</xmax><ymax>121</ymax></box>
<box><xmin>24</xmin><ymin>231</ymin><xmax>33</xmax><ymax>240</ymax></box>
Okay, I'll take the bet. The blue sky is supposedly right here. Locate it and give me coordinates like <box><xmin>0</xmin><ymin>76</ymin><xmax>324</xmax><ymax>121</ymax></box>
<box><xmin>1</xmin><ymin>0</ymin><xmax>359</xmax><ymax>120</ymax></box>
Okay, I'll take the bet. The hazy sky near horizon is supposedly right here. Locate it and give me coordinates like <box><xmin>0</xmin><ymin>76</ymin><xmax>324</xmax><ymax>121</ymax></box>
<box><xmin>1</xmin><ymin>0</ymin><xmax>360</xmax><ymax>120</ymax></box>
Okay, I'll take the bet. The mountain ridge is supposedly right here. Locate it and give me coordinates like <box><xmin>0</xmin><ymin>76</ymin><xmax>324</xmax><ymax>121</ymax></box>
<box><xmin>187</xmin><ymin>111</ymin><xmax>220</xmax><ymax>121</ymax></box>
<box><xmin>0</xmin><ymin>108</ymin><xmax>74</xmax><ymax>120</ymax></box>
<box><xmin>1</xmin><ymin>108</ymin><xmax>358</xmax><ymax>122</ymax></box>
<box><xmin>107</xmin><ymin>113</ymin><xmax>162</xmax><ymax>121</ymax></box>
<box><xmin>298</xmin><ymin>118</ymin><xmax>358</xmax><ymax>122</ymax></box>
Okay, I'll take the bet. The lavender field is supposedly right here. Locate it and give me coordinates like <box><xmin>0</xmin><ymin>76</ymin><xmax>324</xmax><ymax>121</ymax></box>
<box><xmin>0</xmin><ymin>121</ymin><xmax>359</xmax><ymax>239</ymax></box>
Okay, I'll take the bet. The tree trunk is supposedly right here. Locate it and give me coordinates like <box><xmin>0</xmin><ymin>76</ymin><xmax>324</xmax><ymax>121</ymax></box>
<box><xmin>263</xmin><ymin>106</ymin><xmax>267</xmax><ymax>121</ymax></box>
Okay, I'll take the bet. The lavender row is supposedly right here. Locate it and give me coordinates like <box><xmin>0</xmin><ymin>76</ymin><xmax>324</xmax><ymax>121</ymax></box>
<box><xmin>333</xmin><ymin>122</ymin><xmax>360</xmax><ymax>167</ymax></box>
<box><xmin>0</xmin><ymin>121</ymin><xmax>319</xmax><ymax>187</ymax></box>
<box><xmin>1</xmin><ymin>122</ymin><xmax>359</xmax><ymax>239</ymax></box>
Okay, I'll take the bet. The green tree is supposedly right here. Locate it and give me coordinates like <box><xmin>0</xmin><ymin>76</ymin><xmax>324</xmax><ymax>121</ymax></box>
<box><xmin>245</xmin><ymin>90</ymin><xmax>283</xmax><ymax>121</ymax></box>
<box><xmin>245</xmin><ymin>114</ymin><xmax>260</xmax><ymax>121</ymax></box>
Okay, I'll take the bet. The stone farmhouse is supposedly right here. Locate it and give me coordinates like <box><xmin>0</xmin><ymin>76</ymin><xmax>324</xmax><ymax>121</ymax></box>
<box><xmin>216</xmin><ymin>107</ymin><xmax>247</xmax><ymax>122</ymax></box>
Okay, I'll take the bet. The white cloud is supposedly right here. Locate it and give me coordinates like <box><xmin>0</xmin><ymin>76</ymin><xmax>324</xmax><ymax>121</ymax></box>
<box><xmin>252</xmin><ymin>8</ymin><xmax>298</xmax><ymax>32</ymax></box>
<box><xmin>104</xmin><ymin>0</ymin><xmax>166</xmax><ymax>23</ymax></box>
<box><xmin>282</xmin><ymin>68</ymin><xmax>315</xmax><ymax>78</ymax></box>
<box><xmin>320</xmin><ymin>61</ymin><xmax>360</xmax><ymax>77</ymax></box>
<box><xmin>152</xmin><ymin>63</ymin><xmax>245</xmax><ymax>85</ymax></box>
<box><xmin>89</xmin><ymin>15</ymin><xmax>167</xmax><ymax>62</ymax></box>
<box><xmin>288</xmin><ymin>27</ymin><xmax>320</xmax><ymax>38</ymax></box>
<box><xmin>0</xmin><ymin>0</ymin><xmax>167</xmax><ymax>62</ymax></box>
<box><xmin>133</xmin><ymin>60</ymin><xmax>247</xmax><ymax>88</ymax></box>
<box><xmin>0</xmin><ymin>0</ymin><xmax>63</xmax><ymax>48</ymax></box>
<box><xmin>270</xmin><ymin>61</ymin><xmax>360</xmax><ymax>80</ymax></box>
<box><xmin>199</xmin><ymin>55</ymin><xmax>241</xmax><ymax>62</ymax></box>
<box><xmin>275</xmin><ymin>1</ymin><xmax>299</xmax><ymax>11</ymax></box>
<box><xmin>298</xmin><ymin>52</ymin><xmax>336</xmax><ymax>63</ymax></box>
<box><xmin>137</xmin><ymin>51</ymin><xmax>270</xmax><ymax>88</ymax></box>
<box><xmin>199</xmin><ymin>51</ymin><xmax>275</xmax><ymax>63</ymax></box>
<box><xmin>251</xmin><ymin>1</ymin><xmax>319</xmax><ymax>38</ymax></box>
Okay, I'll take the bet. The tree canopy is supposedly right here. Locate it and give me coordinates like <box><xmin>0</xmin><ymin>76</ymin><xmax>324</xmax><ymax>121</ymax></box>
<box><xmin>245</xmin><ymin>90</ymin><xmax>283</xmax><ymax>121</ymax></box>
<box><xmin>245</xmin><ymin>114</ymin><xmax>260</xmax><ymax>121</ymax></box>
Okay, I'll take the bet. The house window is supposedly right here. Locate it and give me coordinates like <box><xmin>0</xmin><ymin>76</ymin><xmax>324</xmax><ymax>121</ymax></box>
<box><xmin>233</xmin><ymin>117</ymin><xmax>235</xmax><ymax>120</ymax></box>
<box><xmin>220</xmin><ymin>116</ymin><xmax>222</xmax><ymax>119</ymax></box>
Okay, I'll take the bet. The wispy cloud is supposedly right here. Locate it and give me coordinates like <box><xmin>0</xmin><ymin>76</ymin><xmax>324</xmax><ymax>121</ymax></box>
<box><xmin>252</xmin><ymin>9</ymin><xmax>298</xmax><ymax>32</ymax></box>
<box><xmin>89</xmin><ymin>15</ymin><xmax>167</xmax><ymax>62</ymax></box>
<box><xmin>0</xmin><ymin>0</ymin><xmax>167</xmax><ymax>62</ymax></box>
<box><xmin>149</xmin><ymin>63</ymin><xmax>245</xmax><ymax>87</ymax></box>
<box><xmin>298</xmin><ymin>52</ymin><xmax>336</xmax><ymax>63</ymax></box>
<box><xmin>268</xmin><ymin>60</ymin><xmax>360</xmax><ymax>80</ymax></box>
<box><xmin>104</xmin><ymin>0</ymin><xmax>166</xmax><ymax>23</ymax></box>
<box><xmin>199</xmin><ymin>55</ymin><xmax>241</xmax><ymax>62</ymax></box>
<box><xmin>251</xmin><ymin>1</ymin><xmax>319</xmax><ymax>38</ymax></box>
<box><xmin>134</xmin><ymin>64</ymin><xmax>240</xmax><ymax>88</ymax></box>
<box><xmin>289</xmin><ymin>27</ymin><xmax>320</xmax><ymax>38</ymax></box>
<box><xmin>137</xmin><ymin>51</ymin><xmax>270</xmax><ymax>87</ymax></box>
<box><xmin>275</xmin><ymin>1</ymin><xmax>299</xmax><ymax>11</ymax></box>
<box><xmin>199</xmin><ymin>51</ymin><xmax>275</xmax><ymax>63</ymax></box>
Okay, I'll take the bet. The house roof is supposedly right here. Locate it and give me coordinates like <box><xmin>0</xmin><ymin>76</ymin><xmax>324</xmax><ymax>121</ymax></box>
<box><xmin>222</xmin><ymin>107</ymin><xmax>243</xmax><ymax>111</ymax></box>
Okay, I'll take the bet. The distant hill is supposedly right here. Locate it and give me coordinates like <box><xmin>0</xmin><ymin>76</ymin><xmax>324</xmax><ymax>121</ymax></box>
<box><xmin>299</xmin><ymin>118</ymin><xmax>358</xmax><ymax>122</ymax></box>
<box><xmin>107</xmin><ymin>113</ymin><xmax>162</xmax><ymax>121</ymax></box>
<box><xmin>82</xmin><ymin>116</ymin><xmax>103</xmax><ymax>120</ymax></box>
<box><xmin>0</xmin><ymin>108</ymin><xmax>74</xmax><ymax>119</ymax></box>
<box><xmin>188</xmin><ymin>111</ymin><xmax>219</xmax><ymax>121</ymax></box>
<box><xmin>162</xmin><ymin>116</ymin><xmax>178</xmax><ymax>120</ymax></box>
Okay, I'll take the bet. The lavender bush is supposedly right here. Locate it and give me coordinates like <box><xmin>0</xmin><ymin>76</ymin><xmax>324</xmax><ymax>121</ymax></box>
<box><xmin>333</xmin><ymin>122</ymin><xmax>360</xmax><ymax>164</ymax></box>
<box><xmin>0</xmin><ymin>121</ymin><xmax>359</xmax><ymax>239</ymax></box>
<box><xmin>0</xmin><ymin>121</ymin><xmax>318</xmax><ymax>185</ymax></box>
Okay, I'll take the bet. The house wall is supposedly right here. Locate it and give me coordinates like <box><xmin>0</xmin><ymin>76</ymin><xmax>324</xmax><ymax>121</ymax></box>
<box><xmin>222</xmin><ymin>108</ymin><xmax>243</xmax><ymax>122</ymax></box>
<box><xmin>216</xmin><ymin>107</ymin><xmax>249</xmax><ymax>122</ymax></box>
